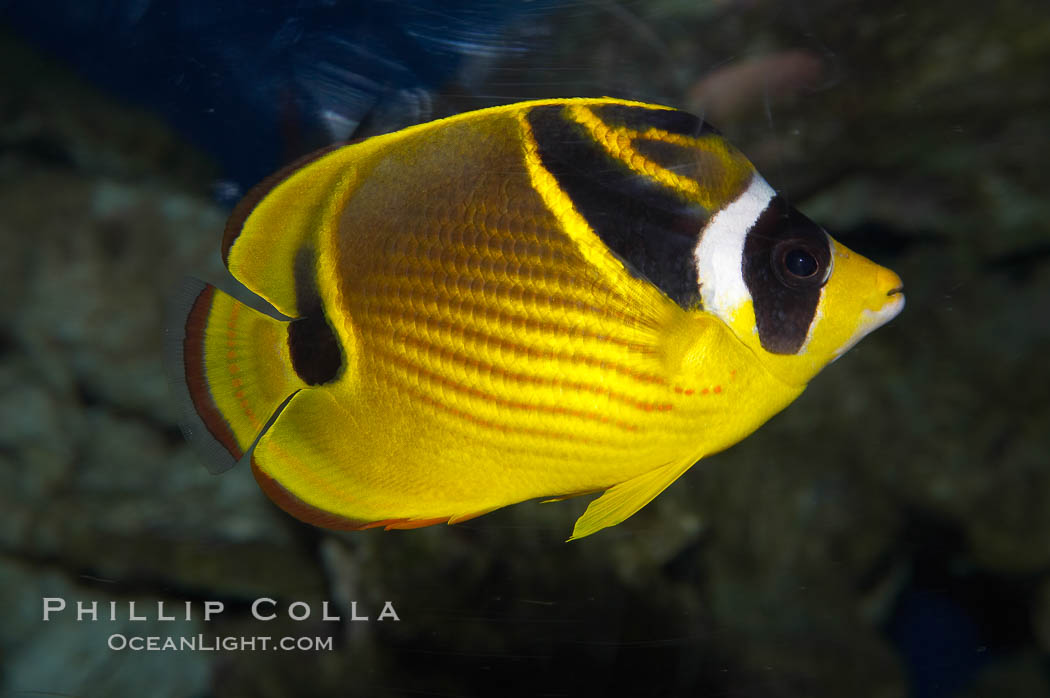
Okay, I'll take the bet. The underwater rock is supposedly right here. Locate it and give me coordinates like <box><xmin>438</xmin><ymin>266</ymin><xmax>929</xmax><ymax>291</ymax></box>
<box><xmin>0</xmin><ymin>557</ymin><xmax>212</xmax><ymax>698</ymax></box>
<box><xmin>0</xmin><ymin>35</ymin><xmax>325</xmax><ymax>600</ymax></box>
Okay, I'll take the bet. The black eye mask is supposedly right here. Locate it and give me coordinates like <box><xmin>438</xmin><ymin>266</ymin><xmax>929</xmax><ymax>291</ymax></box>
<box><xmin>742</xmin><ymin>196</ymin><xmax>832</xmax><ymax>354</ymax></box>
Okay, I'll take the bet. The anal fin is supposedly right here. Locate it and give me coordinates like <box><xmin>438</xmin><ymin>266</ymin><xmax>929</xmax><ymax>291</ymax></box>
<box><xmin>568</xmin><ymin>458</ymin><xmax>698</xmax><ymax>541</ymax></box>
<box><xmin>251</xmin><ymin>388</ymin><xmax>499</xmax><ymax>531</ymax></box>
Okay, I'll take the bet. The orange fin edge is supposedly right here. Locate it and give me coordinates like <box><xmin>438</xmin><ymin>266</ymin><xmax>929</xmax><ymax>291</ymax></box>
<box><xmin>251</xmin><ymin>460</ymin><xmax>376</xmax><ymax>531</ymax></box>
<box><xmin>179</xmin><ymin>282</ymin><xmax>244</xmax><ymax>465</ymax></box>
<box><xmin>381</xmin><ymin>518</ymin><xmax>448</xmax><ymax>530</ymax></box>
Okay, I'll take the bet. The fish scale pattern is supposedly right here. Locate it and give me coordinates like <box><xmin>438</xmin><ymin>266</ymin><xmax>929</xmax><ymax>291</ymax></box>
<box><xmin>334</xmin><ymin>113</ymin><xmax>711</xmax><ymax>495</ymax></box>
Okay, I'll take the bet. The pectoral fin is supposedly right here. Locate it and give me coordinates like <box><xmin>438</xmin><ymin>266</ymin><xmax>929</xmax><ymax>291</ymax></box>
<box><xmin>568</xmin><ymin>458</ymin><xmax>698</xmax><ymax>541</ymax></box>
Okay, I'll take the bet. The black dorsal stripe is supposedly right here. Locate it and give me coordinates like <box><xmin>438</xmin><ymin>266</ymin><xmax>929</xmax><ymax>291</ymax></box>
<box><xmin>526</xmin><ymin>104</ymin><xmax>706</xmax><ymax>310</ymax></box>
<box><xmin>742</xmin><ymin>197</ymin><xmax>830</xmax><ymax>354</ymax></box>
<box><xmin>288</xmin><ymin>248</ymin><xmax>342</xmax><ymax>385</ymax></box>
<box><xmin>590</xmin><ymin>103</ymin><xmax>716</xmax><ymax>138</ymax></box>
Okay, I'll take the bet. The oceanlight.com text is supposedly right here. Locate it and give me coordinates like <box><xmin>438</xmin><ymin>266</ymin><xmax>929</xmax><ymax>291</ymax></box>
<box><xmin>108</xmin><ymin>633</ymin><xmax>335</xmax><ymax>652</ymax></box>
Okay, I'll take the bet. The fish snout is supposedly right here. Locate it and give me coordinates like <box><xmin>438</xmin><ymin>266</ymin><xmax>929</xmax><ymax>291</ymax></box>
<box><xmin>870</xmin><ymin>265</ymin><xmax>905</xmax><ymax>319</ymax></box>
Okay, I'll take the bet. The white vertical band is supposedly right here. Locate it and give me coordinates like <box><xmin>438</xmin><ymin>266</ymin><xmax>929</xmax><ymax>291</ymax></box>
<box><xmin>693</xmin><ymin>174</ymin><xmax>775</xmax><ymax>321</ymax></box>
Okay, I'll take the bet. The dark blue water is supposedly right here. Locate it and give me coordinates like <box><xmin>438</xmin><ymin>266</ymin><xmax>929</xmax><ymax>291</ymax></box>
<box><xmin>2</xmin><ymin>0</ymin><xmax>561</xmax><ymax>189</ymax></box>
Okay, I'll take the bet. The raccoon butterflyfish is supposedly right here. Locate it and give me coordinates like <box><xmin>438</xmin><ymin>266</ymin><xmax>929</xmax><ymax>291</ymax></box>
<box><xmin>167</xmin><ymin>97</ymin><xmax>904</xmax><ymax>540</ymax></box>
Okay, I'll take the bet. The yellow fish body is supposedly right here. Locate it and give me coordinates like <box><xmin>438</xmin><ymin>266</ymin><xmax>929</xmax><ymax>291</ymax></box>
<box><xmin>169</xmin><ymin>98</ymin><xmax>904</xmax><ymax>540</ymax></box>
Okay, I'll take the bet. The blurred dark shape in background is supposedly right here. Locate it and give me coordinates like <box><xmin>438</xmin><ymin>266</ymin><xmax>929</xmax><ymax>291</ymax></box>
<box><xmin>1</xmin><ymin>0</ymin><xmax>562</xmax><ymax>194</ymax></box>
<box><xmin>685</xmin><ymin>49</ymin><xmax>825</xmax><ymax>123</ymax></box>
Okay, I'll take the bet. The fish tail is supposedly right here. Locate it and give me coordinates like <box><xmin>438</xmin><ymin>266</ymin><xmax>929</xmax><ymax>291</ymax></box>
<box><xmin>165</xmin><ymin>279</ymin><xmax>304</xmax><ymax>473</ymax></box>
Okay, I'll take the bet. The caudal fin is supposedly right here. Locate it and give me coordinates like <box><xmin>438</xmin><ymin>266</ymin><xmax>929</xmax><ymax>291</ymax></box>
<box><xmin>164</xmin><ymin>279</ymin><xmax>304</xmax><ymax>473</ymax></box>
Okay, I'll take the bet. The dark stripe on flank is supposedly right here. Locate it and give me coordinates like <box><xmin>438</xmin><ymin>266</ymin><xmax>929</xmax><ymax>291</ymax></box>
<box><xmin>183</xmin><ymin>284</ymin><xmax>244</xmax><ymax>461</ymax></box>
<box><xmin>742</xmin><ymin>196</ymin><xmax>831</xmax><ymax>354</ymax></box>
<box><xmin>371</xmin><ymin>345</ymin><xmax>641</xmax><ymax>432</ymax></box>
<box><xmin>371</xmin><ymin>366</ymin><xmax>602</xmax><ymax>445</ymax></box>
<box><xmin>591</xmin><ymin>104</ymin><xmax>715</xmax><ymax>138</ymax></box>
<box><xmin>357</xmin><ymin>309</ymin><xmax>670</xmax><ymax>386</ymax></box>
<box><xmin>365</xmin><ymin>267</ymin><xmax>646</xmax><ymax>328</ymax></box>
<box><xmin>364</xmin><ymin>290</ymin><xmax>653</xmax><ymax>353</ymax></box>
<box><xmin>288</xmin><ymin>248</ymin><xmax>343</xmax><ymax>385</ymax></box>
<box><xmin>526</xmin><ymin>105</ymin><xmax>705</xmax><ymax>310</ymax></box>
<box><xmin>359</xmin><ymin>316</ymin><xmax>673</xmax><ymax>412</ymax></box>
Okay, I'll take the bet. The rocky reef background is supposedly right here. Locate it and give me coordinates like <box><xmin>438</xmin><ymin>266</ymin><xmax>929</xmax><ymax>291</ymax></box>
<box><xmin>2</xmin><ymin>1</ymin><xmax>1049</xmax><ymax>696</ymax></box>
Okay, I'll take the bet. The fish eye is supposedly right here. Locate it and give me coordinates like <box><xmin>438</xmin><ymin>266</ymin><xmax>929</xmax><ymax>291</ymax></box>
<box><xmin>785</xmin><ymin>248</ymin><xmax>818</xmax><ymax>278</ymax></box>
<box><xmin>772</xmin><ymin>240</ymin><xmax>828</xmax><ymax>289</ymax></box>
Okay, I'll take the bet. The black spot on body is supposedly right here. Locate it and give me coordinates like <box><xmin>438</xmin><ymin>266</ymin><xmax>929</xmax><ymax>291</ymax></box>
<box><xmin>742</xmin><ymin>197</ymin><xmax>831</xmax><ymax>354</ymax></box>
<box><xmin>288</xmin><ymin>248</ymin><xmax>342</xmax><ymax>385</ymax></box>
<box><xmin>526</xmin><ymin>105</ymin><xmax>707</xmax><ymax>310</ymax></box>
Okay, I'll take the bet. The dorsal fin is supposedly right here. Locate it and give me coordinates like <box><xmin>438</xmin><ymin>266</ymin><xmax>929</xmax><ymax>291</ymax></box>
<box><xmin>222</xmin><ymin>145</ymin><xmax>342</xmax><ymax>263</ymax></box>
<box><xmin>222</xmin><ymin>143</ymin><xmax>356</xmax><ymax>318</ymax></box>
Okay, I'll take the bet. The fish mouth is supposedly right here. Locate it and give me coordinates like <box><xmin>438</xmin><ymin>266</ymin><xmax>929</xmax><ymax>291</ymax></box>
<box><xmin>887</xmin><ymin>286</ymin><xmax>905</xmax><ymax>297</ymax></box>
